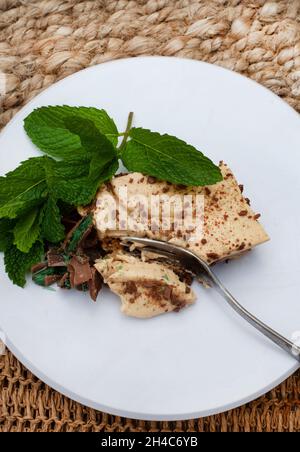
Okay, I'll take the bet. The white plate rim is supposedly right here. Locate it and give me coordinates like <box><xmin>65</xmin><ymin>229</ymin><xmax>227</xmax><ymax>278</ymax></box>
<box><xmin>3</xmin><ymin>335</ymin><xmax>299</xmax><ymax>420</ymax></box>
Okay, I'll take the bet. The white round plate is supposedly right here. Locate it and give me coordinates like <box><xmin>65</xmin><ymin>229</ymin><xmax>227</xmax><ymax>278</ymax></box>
<box><xmin>0</xmin><ymin>57</ymin><xmax>299</xmax><ymax>421</ymax></box>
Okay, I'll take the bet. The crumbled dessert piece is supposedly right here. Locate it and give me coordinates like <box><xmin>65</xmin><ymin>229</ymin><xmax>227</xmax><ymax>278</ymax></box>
<box><xmin>95</xmin><ymin>253</ymin><xmax>195</xmax><ymax>318</ymax></box>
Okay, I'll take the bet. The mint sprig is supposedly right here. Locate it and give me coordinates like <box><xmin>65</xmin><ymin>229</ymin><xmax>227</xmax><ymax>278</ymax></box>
<box><xmin>13</xmin><ymin>208</ymin><xmax>41</xmax><ymax>253</ymax></box>
<box><xmin>42</xmin><ymin>116</ymin><xmax>118</xmax><ymax>206</ymax></box>
<box><xmin>40</xmin><ymin>196</ymin><xmax>65</xmax><ymax>244</ymax></box>
<box><xmin>0</xmin><ymin>157</ymin><xmax>48</xmax><ymax>219</ymax></box>
<box><xmin>122</xmin><ymin>127</ymin><xmax>222</xmax><ymax>186</ymax></box>
<box><xmin>0</xmin><ymin>106</ymin><xmax>222</xmax><ymax>287</ymax></box>
<box><xmin>24</xmin><ymin>106</ymin><xmax>119</xmax><ymax>158</ymax></box>
<box><xmin>4</xmin><ymin>240</ymin><xmax>44</xmax><ymax>287</ymax></box>
<box><xmin>0</xmin><ymin>219</ymin><xmax>13</xmax><ymax>252</ymax></box>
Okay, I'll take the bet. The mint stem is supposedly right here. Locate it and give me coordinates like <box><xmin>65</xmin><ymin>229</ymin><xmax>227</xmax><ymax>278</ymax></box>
<box><xmin>118</xmin><ymin>112</ymin><xmax>134</xmax><ymax>153</ymax></box>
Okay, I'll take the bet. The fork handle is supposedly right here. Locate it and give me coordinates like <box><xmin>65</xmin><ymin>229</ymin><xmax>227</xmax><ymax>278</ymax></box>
<box><xmin>207</xmin><ymin>269</ymin><xmax>300</xmax><ymax>362</ymax></box>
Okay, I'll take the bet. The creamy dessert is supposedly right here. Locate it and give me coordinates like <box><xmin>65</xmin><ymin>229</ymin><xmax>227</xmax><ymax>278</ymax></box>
<box><xmin>94</xmin><ymin>163</ymin><xmax>269</xmax><ymax>264</ymax></box>
<box><xmin>92</xmin><ymin>163</ymin><xmax>269</xmax><ymax>318</ymax></box>
<box><xmin>95</xmin><ymin>252</ymin><xmax>196</xmax><ymax>318</ymax></box>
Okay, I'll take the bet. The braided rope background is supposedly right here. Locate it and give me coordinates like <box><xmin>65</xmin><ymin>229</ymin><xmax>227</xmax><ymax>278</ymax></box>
<box><xmin>0</xmin><ymin>0</ymin><xmax>299</xmax><ymax>432</ymax></box>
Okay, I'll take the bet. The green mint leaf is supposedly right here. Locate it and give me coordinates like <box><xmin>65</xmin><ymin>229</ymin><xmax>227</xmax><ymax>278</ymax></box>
<box><xmin>45</xmin><ymin>157</ymin><xmax>118</xmax><ymax>206</ymax></box>
<box><xmin>4</xmin><ymin>240</ymin><xmax>44</xmax><ymax>287</ymax></box>
<box><xmin>44</xmin><ymin>157</ymin><xmax>93</xmax><ymax>205</ymax></box>
<box><xmin>64</xmin><ymin>116</ymin><xmax>117</xmax><ymax>164</ymax></box>
<box><xmin>24</xmin><ymin>106</ymin><xmax>119</xmax><ymax>158</ymax></box>
<box><xmin>0</xmin><ymin>157</ymin><xmax>45</xmax><ymax>204</ymax></box>
<box><xmin>0</xmin><ymin>219</ymin><xmax>14</xmax><ymax>252</ymax></box>
<box><xmin>24</xmin><ymin>124</ymin><xmax>86</xmax><ymax>160</ymax></box>
<box><xmin>89</xmin><ymin>151</ymin><xmax>119</xmax><ymax>182</ymax></box>
<box><xmin>91</xmin><ymin>157</ymin><xmax>119</xmax><ymax>186</ymax></box>
<box><xmin>13</xmin><ymin>208</ymin><xmax>41</xmax><ymax>253</ymax></box>
<box><xmin>122</xmin><ymin>128</ymin><xmax>223</xmax><ymax>186</ymax></box>
<box><xmin>0</xmin><ymin>158</ymin><xmax>48</xmax><ymax>219</ymax></box>
<box><xmin>42</xmin><ymin>110</ymin><xmax>119</xmax><ymax>206</ymax></box>
<box><xmin>41</xmin><ymin>196</ymin><xmax>65</xmax><ymax>243</ymax></box>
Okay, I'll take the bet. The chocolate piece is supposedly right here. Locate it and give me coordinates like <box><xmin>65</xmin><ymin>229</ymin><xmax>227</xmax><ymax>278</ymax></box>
<box><xmin>88</xmin><ymin>268</ymin><xmax>103</xmax><ymax>302</ymax></box>
<box><xmin>44</xmin><ymin>275</ymin><xmax>63</xmax><ymax>286</ymax></box>
<box><xmin>31</xmin><ymin>262</ymin><xmax>47</xmax><ymax>274</ymax></box>
<box><xmin>47</xmin><ymin>249</ymin><xmax>66</xmax><ymax>267</ymax></box>
<box><xmin>68</xmin><ymin>255</ymin><xmax>93</xmax><ymax>287</ymax></box>
<box><xmin>58</xmin><ymin>272</ymin><xmax>71</xmax><ymax>289</ymax></box>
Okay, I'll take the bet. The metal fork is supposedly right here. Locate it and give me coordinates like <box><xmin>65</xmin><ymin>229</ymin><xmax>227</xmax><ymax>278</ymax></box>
<box><xmin>123</xmin><ymin>237</ymin><xmax>300</xmax><ymax>362</ymax></box>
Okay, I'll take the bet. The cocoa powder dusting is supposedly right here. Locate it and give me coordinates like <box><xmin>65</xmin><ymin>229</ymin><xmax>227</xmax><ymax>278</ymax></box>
<box><xmin>238</xmin><ymin>242</ymin><xmax>246</xmax><ymax>251</ymax></box>
<box><xmin>206</xmin><ymin>252</ymin><xmax>220</xmax><ymax>260</ymax></box>
<box><xmin>124</xmin><ymin>281</ymin><xmax>137</xmax><ymax>295</ymax></box>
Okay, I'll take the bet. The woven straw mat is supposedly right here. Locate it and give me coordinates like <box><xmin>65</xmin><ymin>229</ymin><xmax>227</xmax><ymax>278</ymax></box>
<box><xmin>0</xmin><ymin>0</ymin><xmax>299</xmax><ymax>433</ymax></box>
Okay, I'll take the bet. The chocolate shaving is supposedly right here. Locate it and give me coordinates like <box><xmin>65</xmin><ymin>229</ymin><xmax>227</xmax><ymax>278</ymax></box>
<box><xmin>238</xmin><ymin>242</ymin><xmax>246</xmax><ymax>251</ymax></box>
<box><xmin>124</xmin><ymin>281</ymin><xmax>137</xmax><ymax>295</ymax></box>
<box><xmin>58</xmin><ymin>272</ymin><xmax>71</xmax><ymax>289</ymax></box>
<box><xmin>67</xmin><ymin>255</ymin><xmax>93</xmax><ymax>287</ymax></box>
<box><xmin>32</xmin><ymin>209</ymin><xmax>105</xmax><ymax>301</ymax></box>
<box><xmin>88</xmin><ymin>268</ymin><xmax>103</xmax><ymax>302</ymax></box>
<box><xmin>77</xmin><ymin>223</ymin><xmax>94</xmax><ymax>251</ymax></box>
<box><xmin>63</xmin><ymin>215</ymin><xmax>93</xmax><ymax>252</ymax></box>
<box><xmin>207</xmin><ymin>252</ymin><xmax>220</xmax><ymax>260</ymax></box>
<box><xmin>44</xmin><ymin>275</ymin><xmax>63</xmax><ymax>286</ymax></box>
<box><xmin>47</xmin><ymin>249</ymin><xmax>66</xmax><ymax>267</ymax></box>
<box><xmin>31</xmin><ymin>262</ymin><xmax>47</xmax><ymax>274</ymax></box>
<box><xmin>63</xmin><ymin>218</ymin><xmax>82</xmax><ymax>249</ymax></box>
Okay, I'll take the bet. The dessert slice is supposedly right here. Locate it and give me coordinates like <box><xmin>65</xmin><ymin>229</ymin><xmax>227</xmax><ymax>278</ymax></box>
<box><xmin>95</xmin><ymin>252</ymin><xmax>196</xmax><ymax>318</ymax></box>
<box><xmin>94</xmin><ymin>163</ymin><xmax>269</xmax><ymax>264</ymax></box>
